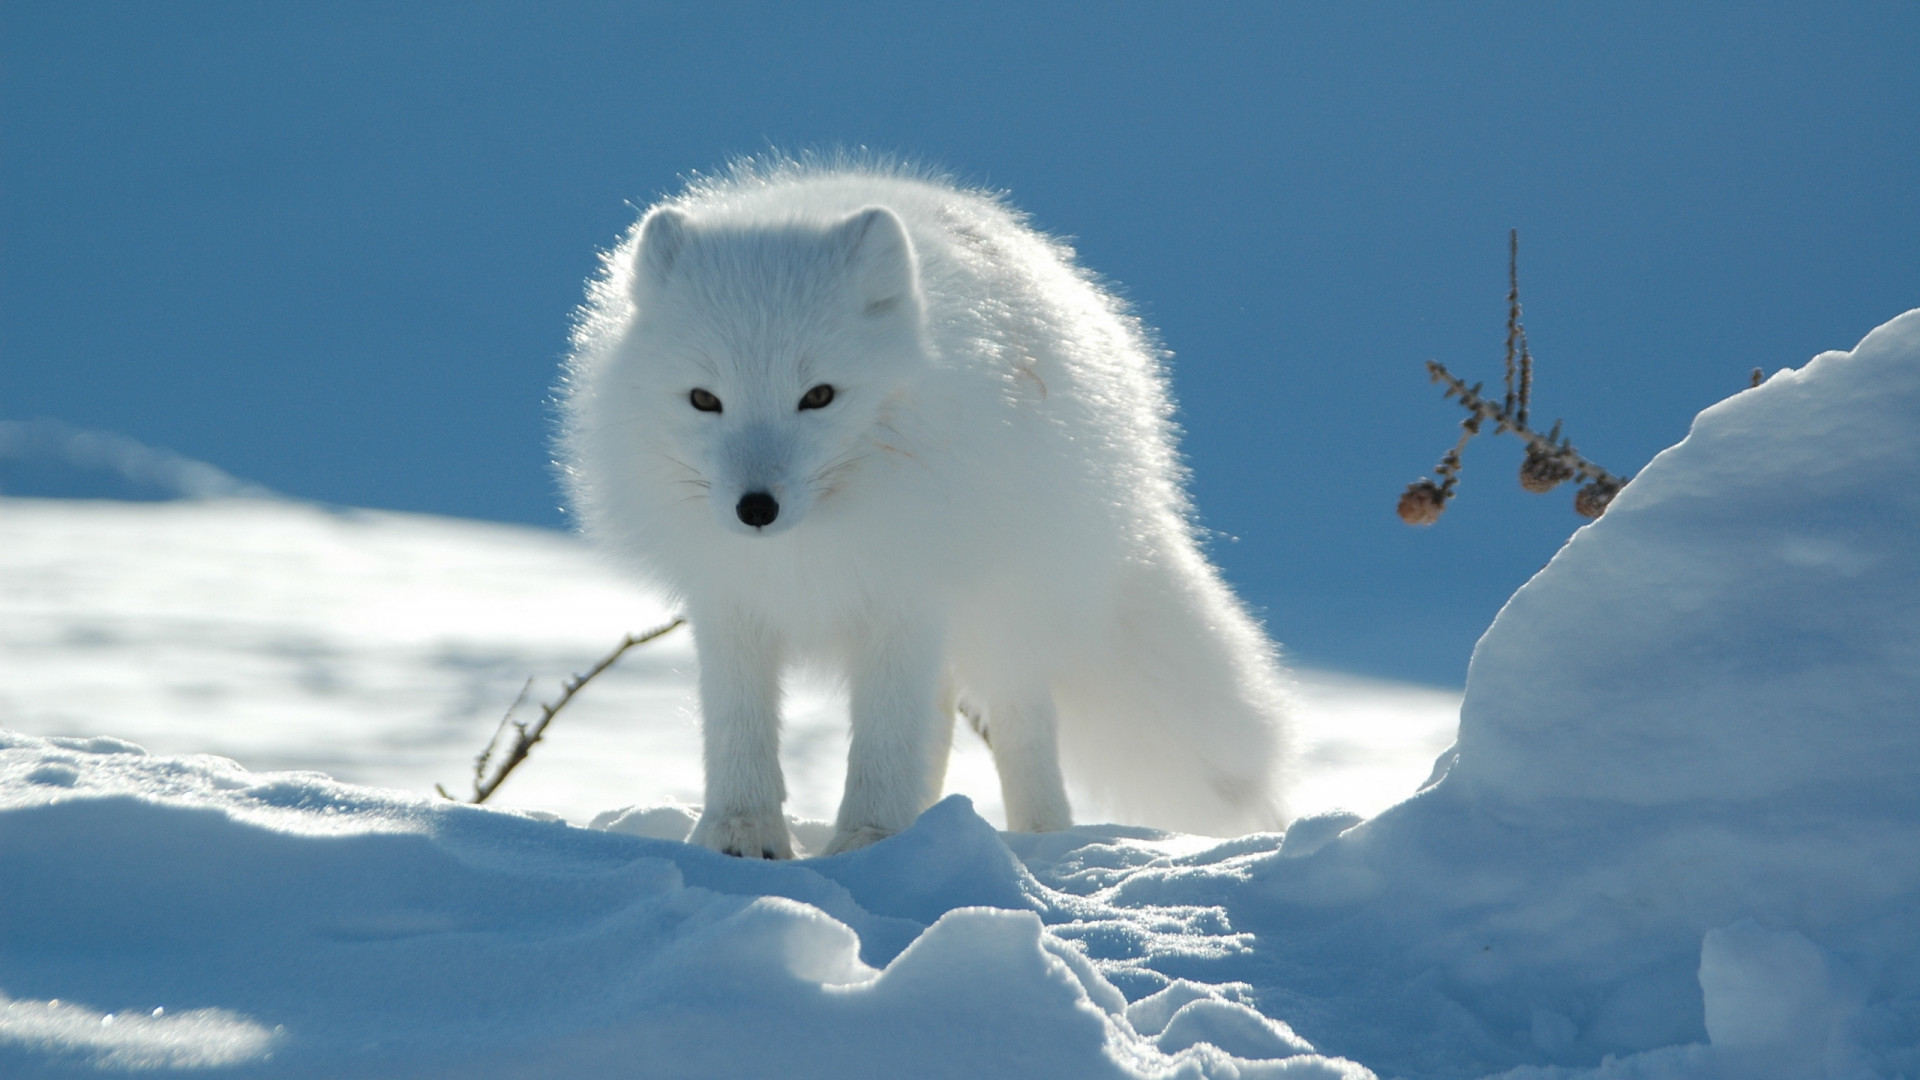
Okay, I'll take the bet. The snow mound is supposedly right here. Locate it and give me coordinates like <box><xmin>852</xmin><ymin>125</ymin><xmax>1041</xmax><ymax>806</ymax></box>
<box><xmin>1253</xmin><ymin>308</ymin><xmax>1920</xmax><ymax>1078</ymax></box>
<box><xmin>1453</xmin><ymin>307</ymin><xmax>1920</xmax><ymax>807</ymax></box>
<box><xmin>0</xmin><ymin>733</ymin><xmax>1369</xmax><ymax>1078</ymax></box>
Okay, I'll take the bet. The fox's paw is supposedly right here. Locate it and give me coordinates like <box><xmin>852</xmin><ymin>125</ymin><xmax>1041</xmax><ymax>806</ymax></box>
<box><xmin>821</xmin><ymin>824</ymin><xmax>895</xmax><ymax>856</ymax></box>
<box><xmin>690</xmin><ymin>810</ymin><xmax>794</xmax><ymax>860</ymax></box>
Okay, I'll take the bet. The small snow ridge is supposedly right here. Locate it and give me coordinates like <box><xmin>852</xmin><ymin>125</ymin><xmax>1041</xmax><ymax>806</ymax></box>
<box><xmin>591</xmin><ymin>802</ymin><xmax>699</xmax><ymax>842</ymax></box>
<box><xmin>1157</xmin><ymin>997</ymin><xmax>1315</xmax><ymax>1060</ymax></box>
<box><xmin>0</xmin><ymin>419</ymin><xmax>275</xmax><ymax>501</ymax></box>
<box><xmin>809</xmin><ymin>795</ymin><xmax>1047</xmax><ymax>923</ymax></box>
<box><xmin>1275</xmin><ymin>810</ymin><xmax>1363</xmax><ymax>858</ymax></box>
<box><xmin>658</xmin><ymin>894</ymin><xmax>880</xmax><ymax>989</ymax></box>
<box><xmin>24</xmin><ymin>762</ymin><xmax>79</xmax><ymax>787</ymax></box>
<box><xmin>43</xmin><ymin>736</ymin><xmax>146</xmax><ymax>756</ymax></box>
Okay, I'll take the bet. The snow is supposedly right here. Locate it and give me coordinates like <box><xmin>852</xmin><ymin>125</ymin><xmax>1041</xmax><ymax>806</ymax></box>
<box><xmin>0</xmin><ymin>738</ymin><xmax>1369</xmax><ymax>1078</ymax></box>
<box><xmin>1697</xmin><ymin>921</ymin><xmax>1861</xmax><ymax>1079</ymax></box>
<box><xmin>0</xmin><ymin>496</ymin><xmax>1460</xmax><ymax>828</ymax></box>
<box><xmin>2</xmin><ymin>309</ymin><xmax>1916</xmax><ymax>1078</ymax></box>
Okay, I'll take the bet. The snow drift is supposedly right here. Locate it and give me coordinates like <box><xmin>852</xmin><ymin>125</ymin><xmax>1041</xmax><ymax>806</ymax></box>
<box><xmin>1238</xmin><ymin>307</ymin><xmax>1920</xmax><ymax>1078</ymax></box>
<box><xmin>0</xmin><ymin>739</ymin><xmax>1368</xmax><ymax>1078</ymax></box>
<box><xmin>2</xmin><ymin>309</ymin><xmax>1916</xmax><ymax>1078</ymax></box>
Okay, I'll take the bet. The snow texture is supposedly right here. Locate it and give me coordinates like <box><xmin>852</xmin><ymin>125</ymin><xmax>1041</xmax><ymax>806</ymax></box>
<box><xmin>2</xmin><ymin>308</ymin><xmax>1917</xmax><ymax>1077</ymax></box>
<box><xmin>0</xmin><ymin>738</ymin><xmax>1369</xmax><ymax>1079</ymax></box>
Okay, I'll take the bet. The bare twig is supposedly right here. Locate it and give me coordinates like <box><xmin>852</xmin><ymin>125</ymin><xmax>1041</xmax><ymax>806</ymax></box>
<box><xmin>437</xmin><ymin>617</ymin><xmax>686</xmax><ymax>804</ymax></box>
<box><xmin>454</xmin><ymin>677</ymin><xmax>535</xmax><ymax>799</ymax></box>
<box><xmin>1423</xmin><ymin>362</ymin><xmax>1627</xmax><ymax>512</ymax></box>
<box><xmin>1504</xmin><ymin>229</ymin><xmax>1523</xmax><ymax>423</ymax></box>
<box><xmin>1399</xmin><ymin>231</ymin><xmax>1630</xmax><ymax>525</ymax></box>
<box><xmin>1514</xmin><ymin>235</ymin><xmax>1534</xmax><ymax>431</ymax></box>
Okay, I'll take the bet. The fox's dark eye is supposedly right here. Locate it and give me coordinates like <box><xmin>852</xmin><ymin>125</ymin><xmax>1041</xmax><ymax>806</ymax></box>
<box><xmin>798</xmin><ymin>384</ymin><xmax>835</xmax><ymax>410</ymax></box>
<box><xmin>689</xmin><ymin>388</ymin><xmax>722</xmax><ymax>413</ymax></box>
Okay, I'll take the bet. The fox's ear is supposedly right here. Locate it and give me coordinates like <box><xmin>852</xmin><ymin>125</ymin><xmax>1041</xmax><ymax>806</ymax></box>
<box><xmin>633</xmin><ymin>207</ymin><xmax>689</xmax><ymax>295</ymax></box>
<box><xmin>835</xmin><ymin>206</ymin><xmax>921</xmax><ymax>317</ymax></box>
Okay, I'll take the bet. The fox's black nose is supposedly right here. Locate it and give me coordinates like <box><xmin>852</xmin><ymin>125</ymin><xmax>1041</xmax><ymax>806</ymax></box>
<box><xmin>736</xmin><ymin>491</ymin><xmax>779</xmax><ymax>528</ymax></box>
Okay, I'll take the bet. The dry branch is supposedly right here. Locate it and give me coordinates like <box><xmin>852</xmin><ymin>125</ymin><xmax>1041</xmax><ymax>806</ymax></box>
<box><xmin>437</xmin><ymin>617</ymin><xmax>686</xmax><ymax>804</ymax></box>
<box><xmin>1399</xmin><ymin>230</ymin><xmax>1629</xmax><ymax>525</ymax></box>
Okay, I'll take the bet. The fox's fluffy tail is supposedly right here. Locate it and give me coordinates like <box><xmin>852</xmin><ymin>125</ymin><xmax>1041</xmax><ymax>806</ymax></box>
<box><xmin>1053</xmin><ymin>550</ymin><xmax>1294</xmax><ymax>836</ymax></box>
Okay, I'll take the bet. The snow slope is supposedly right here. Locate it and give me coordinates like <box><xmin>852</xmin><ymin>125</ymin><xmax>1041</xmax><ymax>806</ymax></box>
<box><xmin>0</xmin><ymin>497</ymin><xmax>1460</xmax><ymax>828</ymax></box>
<box><xmin>3</xmin><ymin>309</ymin><xmax>1916</xmax><ymax>1078</ymax></box>
<box><xmin>0</xmin><ymin>741</ymin><xmax>1376</xmax><ymax>1079</ymax></box>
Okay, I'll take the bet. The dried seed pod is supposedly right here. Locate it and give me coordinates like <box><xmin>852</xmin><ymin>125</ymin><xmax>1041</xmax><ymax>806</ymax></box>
<box><xmin>1519</xmin><ymin>446</ymin><xmax>1575</xmax><ymax>493</ymax></box>
<box><xmin>1574</xmin><ymin>479</ymin><xmax>1621</xmax><ymax>519</ymax></box>
<box><xmin>1397</xmin><ymin>480</ymin><xmax>1448</xmax><ymax>526</ymax></box>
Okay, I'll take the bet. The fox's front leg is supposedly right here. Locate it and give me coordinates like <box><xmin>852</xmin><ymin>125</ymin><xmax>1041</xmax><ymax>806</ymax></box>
<box><xmin>824</xmin><ymin>620</ymin><xmax>947</xmax><ymax>855</ymax></box>
<box><xmin>687</xmin><ymin>613</ymin><xmax>793</xmax><ymax>859</ymax></box>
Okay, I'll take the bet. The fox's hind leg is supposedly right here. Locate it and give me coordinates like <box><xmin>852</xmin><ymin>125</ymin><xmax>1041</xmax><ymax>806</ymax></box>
<box><xmin>825</xmin><ymin>620</ymin><xmax>948</xmax><ymax>855</ymax></box>
<box><xmin>687</xmin><ymin>611</ymin><xmax>794</xmax><ymax>859</ymax></box>
<box><xmin>927</xmin><ymin>674</ymin><xmax>959</xmax><ymax>804</ymax></box>
<box><xmin>977</xmin><ymin>691</ymin><xmax>1072</xmax><ymax>833</ymax></box>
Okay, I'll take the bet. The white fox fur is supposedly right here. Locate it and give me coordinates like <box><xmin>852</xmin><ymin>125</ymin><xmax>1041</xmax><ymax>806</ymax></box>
<box><xmin>560</xmin><ymin>160</ymin><xmax>1292</xmax><ymax>857</ymax></box>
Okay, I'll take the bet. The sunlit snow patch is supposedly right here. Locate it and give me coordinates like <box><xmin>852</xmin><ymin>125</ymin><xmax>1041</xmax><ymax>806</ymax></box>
<box><xmin>0</xmin><ymin>994</ymin><xmax>278</xmax><ymax>1071</ymax></box>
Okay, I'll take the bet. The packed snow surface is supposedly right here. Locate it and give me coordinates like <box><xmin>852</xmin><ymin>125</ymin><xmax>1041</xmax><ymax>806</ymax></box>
<box><xmin>3</xmin><ymin>309</ymin><xmax>1917</xmax><ymax>1077</ymax></box>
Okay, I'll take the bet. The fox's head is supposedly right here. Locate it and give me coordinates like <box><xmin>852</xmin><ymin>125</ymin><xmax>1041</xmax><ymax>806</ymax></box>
<box><xmin>618</xmin><ymin>205</ymin><xmax>928</xmax><ymax>537</ymax></box>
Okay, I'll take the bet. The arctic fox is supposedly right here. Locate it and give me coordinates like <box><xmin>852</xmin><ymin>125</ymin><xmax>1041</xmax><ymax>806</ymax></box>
<box><xmin>560</xmin><ymin>161</ymin><xmax>1292</xmax><ymax>857</ymax></box>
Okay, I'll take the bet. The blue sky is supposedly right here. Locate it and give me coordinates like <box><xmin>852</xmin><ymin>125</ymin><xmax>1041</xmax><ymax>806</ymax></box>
<box><xmin>4</xmin><ymin>2</ymin><xmax>1916</xmax><ymax>684</ymax></box>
